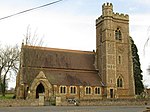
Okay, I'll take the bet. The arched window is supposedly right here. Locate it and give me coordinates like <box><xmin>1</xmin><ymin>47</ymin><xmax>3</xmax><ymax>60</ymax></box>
<box><xmin>115</xmin><ymin>28</ymin><xmax>122</xmax><ymax>40</ymax></box>
<box><xmin>95</xmin><ymin>87</ymin><xmax>101</xmax><ymax>95</ymax></box>
<box><xmin>85</xmin><ymin>86</ymin><xmax>92</xmax><ymax>95</ymax></box>
<box><xmin>60</xmin><ymin>86</ymin><xmax>67</xmax><ymax>94</ymax></box>
<box><xmin>70</xmin><ymin>86</ymin><xmax>76</xmax><ymax>94</ymax></box>
<box><xmin>117</xmin><ymin>76</ymin><xmax>123</xmax><ymax>87</ymax></box>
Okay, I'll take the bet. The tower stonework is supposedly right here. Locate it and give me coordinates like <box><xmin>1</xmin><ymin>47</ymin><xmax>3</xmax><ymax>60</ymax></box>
<box><xmin>96</xmin><ymin>3</ymin><xmax>135</xmax><ymax>98</ymax></box>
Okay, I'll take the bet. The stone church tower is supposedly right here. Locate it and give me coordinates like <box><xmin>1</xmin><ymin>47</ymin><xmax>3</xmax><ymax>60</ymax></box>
<box><xmin>96</xmin><ymin>3</ymin><xmax>135</xmax><ymax>98</ymax></box>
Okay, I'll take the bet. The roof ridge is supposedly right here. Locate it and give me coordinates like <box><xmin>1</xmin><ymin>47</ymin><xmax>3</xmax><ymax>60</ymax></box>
<box><xmin>23</xmin><ymin>45</ymin><xmax>95</xmax><ymax>54</ymax></box>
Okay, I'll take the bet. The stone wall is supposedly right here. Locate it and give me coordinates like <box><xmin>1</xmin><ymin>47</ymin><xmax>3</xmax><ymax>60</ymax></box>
<box><xmin>62</xmin><ymin>99</ymin><xmax>150</xmax><ymax>106</ymax></box>
<box><xmin>79</xmin><ymin>99</ymin><xmax>149</xmax><ymax>106</ymax></box>
<box><xmin>0</xmin><ymin>99</ymin><xmax>150</xmax><ymax>107</ymax></box>
<box><xmin>0</xmin><ymin>99</ymin><xmax>38</xmax><ymax>107</ymax></box>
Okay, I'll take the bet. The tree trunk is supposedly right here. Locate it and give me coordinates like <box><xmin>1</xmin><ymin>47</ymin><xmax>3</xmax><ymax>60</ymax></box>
<box><xmin>0</xmin><ymin>68</ymin><xmax>2</xmax><ymax>95</ymax></box>
<box><xmin>1</xmin><ymin>83</ymin><xmax>5</xmax><ymax>96</ymax></box>
<box><xmin>2</xmin><ymin>70</ymin><xmax>9</xmax><ymax>96</ymax></box>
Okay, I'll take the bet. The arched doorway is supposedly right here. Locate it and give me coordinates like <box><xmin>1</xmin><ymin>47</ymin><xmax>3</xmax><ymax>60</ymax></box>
<box><xmin>110</xmin><ymin>89</ymin><xmax>114</xmax><ymax>98</ymax></box>
<box><xmin>36</xmin><ymin>83</ymin><xmax>45</xmax><ymax>98</ymax></box>
<box><xmin>30</xmin><ymin>71</ymin><xmax>53</xmax><ymax>99</ymax></box>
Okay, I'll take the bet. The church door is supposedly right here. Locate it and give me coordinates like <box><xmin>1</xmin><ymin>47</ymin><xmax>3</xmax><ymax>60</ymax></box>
<box><xmin>36</xmin><ymin>83</ymin><xmax>45</xmax><ymax>98</ymax></box>
<box><xmin>110</xmin><ymin>89</ymin><xmax>114</xmax><ymax>98</ymax></box>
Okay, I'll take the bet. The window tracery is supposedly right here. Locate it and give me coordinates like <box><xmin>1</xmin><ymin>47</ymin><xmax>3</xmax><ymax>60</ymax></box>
<box><xmin>117</xmin><ymin>76</ymin><xmax>123</xmax><ymax>87</ymax></box>
<box><xmin>115</xmin><ymin>28</ymin><xmax>122</xmax><ymax>40</ymax></box>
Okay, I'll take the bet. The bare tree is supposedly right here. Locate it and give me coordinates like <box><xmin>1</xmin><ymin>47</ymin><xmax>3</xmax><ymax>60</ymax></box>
<box><xmin>0</xmin><ymin>45</ymin><xmax>19</xmax><ymax>96</ymax></box>
<box><xmin>24</xmin><ymin>25</ymin><xmax>44</xmax><ymax>46</ymax></box>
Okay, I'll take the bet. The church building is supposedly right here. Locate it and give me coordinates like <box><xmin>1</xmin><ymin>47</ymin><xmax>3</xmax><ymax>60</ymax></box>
<box><xmin>16</xmin><ymin>3</ymin><xmax>135</xmax><ymax>100</ymax></box>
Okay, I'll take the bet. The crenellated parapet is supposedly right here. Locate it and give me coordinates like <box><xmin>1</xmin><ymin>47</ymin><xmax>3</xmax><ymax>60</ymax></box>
<box><xmin>102</xmin><ymin>2</ymin><xmax>113</xmax><ymax>16</ymax></box>
<box><xmin>102</xmin><ymin>2</ymin><xmax>113</xmax><ymax>9</ymax></box>
<box><xmin>96</xmin><ymin>15</ymin><xmax>103</xmax><ymax>25</ymax></box>
<box><xmin>113</xmin><ymin>12</ymin><xmax>129</xmax><ymax>20</ymax></box>
<box><xmin>96</xmin><ymin>3</ymin><xmax>129</xmax><ymax>25</ymax></box>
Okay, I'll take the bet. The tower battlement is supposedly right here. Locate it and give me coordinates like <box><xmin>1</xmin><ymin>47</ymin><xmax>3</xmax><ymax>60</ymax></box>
<box><xmin>96</xmin><ymin>13</ymin><xmax>129</xmax><ymax>25</ymax></box>
<box><xmin>113</xmin><ymin>12</ymin><xmax>129</xmax><ymax>20</ymax></box>
<box><xmin>96</xmin><ymin>3</ymin><xmax>129</xmax><ymax>25</ymax></box>
<box><xmin>96</xmin><ymin>16</ymin><xmax>103</xmax><ymax>25</ymax></box>
<box><xmin>102</xmin><ymin>2</ymin><xmax>113</xmax><ymax>9</ymax></box>
<box><xmin>102</xmin><ymin>3</ymin><xmax>113</xmax><ymax>17</ymax></box>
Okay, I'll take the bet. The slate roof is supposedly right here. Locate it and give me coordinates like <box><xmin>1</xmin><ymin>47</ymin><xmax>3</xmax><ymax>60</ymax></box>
<box><xmin>21</xmin><ymin>45</ymin><xmax>102</xmax><ymax>86</ymax></box>
<box><xmin>22</xmin><ymin>68</ymin><xmax>101</xmax><ymax>86</ymax></box>
<box><xmin>22</xmin><ymin>45</ymin><xmax>95</xmax><ymax>71</ymax></box>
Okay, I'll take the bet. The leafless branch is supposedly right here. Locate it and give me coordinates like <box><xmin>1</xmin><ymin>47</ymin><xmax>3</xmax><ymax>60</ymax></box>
<box><xmin>0</xmin><ymin>44</ymin><xmax>20</xmax><ymax>95</ymax></box>
<box><xmin>23</xmin><ymin>25</ymin><xmax>44</xmax><ymax>46</ymax></box>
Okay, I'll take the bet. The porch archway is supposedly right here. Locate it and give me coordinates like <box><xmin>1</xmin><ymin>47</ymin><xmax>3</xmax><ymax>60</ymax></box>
<box><xmin>36</xmin><ymin>83</ymin><xmax>45</xmax><ymax>98</ymax></box>
<box><xmin>30</xmin><ymin>71</ymin><xmax>53</xmax><ymax>99</ymax></box>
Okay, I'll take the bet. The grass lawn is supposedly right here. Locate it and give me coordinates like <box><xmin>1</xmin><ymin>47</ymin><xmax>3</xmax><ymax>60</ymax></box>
<box><xmin>0</xmin><ymin>93</ymin><xmax>14</xmax><ymax>99</ymax></box>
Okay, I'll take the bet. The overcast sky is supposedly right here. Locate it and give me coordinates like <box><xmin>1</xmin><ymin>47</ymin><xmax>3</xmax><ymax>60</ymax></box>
<box><xmin>0</xmin><ymin>0</ymin><xmax>150</xmax><ymax>88</ymax></box>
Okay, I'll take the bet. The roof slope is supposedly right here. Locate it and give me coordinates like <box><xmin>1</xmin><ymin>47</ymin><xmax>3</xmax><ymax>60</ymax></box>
<box><xmin>23</xmin><ymin>68</ymin><xmax>102</xmax><ymax>86</ymax></box>
<box><xmin>21</xmin><ymin>45</ymin><xmax>102</xmax><ymax>86</ymax></box>
<box><xmin>22</xmin><ymin>45</ymin><xmax>96</xmax><ymax>71</ymax></box>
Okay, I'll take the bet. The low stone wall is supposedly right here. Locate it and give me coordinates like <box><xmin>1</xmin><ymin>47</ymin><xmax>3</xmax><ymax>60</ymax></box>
<box><xmin>80</xmin><ymin>99</ymin><xmax>150</xmax><ymax>106</ymax></box>
<box><xmin>0</xmin><ymin>99</ymin><xmax>39</xmax><ymax>107</ymax></box>
<box><xmin>62</xmin><ymin>99</ymin><xmax>150</xmax><ymax>106</ymax></box>
<box><xmin>0</xmin><ymin>98</ymin><xmax>150</xmax><ymax>107</ymax></box>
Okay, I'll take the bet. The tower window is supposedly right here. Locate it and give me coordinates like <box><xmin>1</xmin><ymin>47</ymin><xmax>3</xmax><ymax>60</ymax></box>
<box><xmin>115</xmin><ymin>28</ymin><xmax>122</xmax><ymax>40</ymax></box>
<box><xmin>117</xmin><ymin>76</ymin><xmax>123</xmax><ymax>87</ymax></box>
<box><xmin>85</xmin><ymin>86</ymin><xmax>92</xmax><ymax>95</ymax></box>
<box><xmin>118</xmin><ymin>55</ymin><xmax>122</xmax><ymax>64</ymax></box>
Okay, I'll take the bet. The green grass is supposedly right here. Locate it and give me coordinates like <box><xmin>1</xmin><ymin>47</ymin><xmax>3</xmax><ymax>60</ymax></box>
<box><xmin>0</xmin><ymin>93</ymin><xmax>14</xmax><ymax>99</ymax></box>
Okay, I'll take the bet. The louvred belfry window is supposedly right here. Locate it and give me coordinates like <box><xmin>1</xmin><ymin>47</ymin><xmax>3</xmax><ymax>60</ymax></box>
<box><xmin>115</xmin><ymin>28</ymin><xmax>122</xmax><ymax>40</ymax></box>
